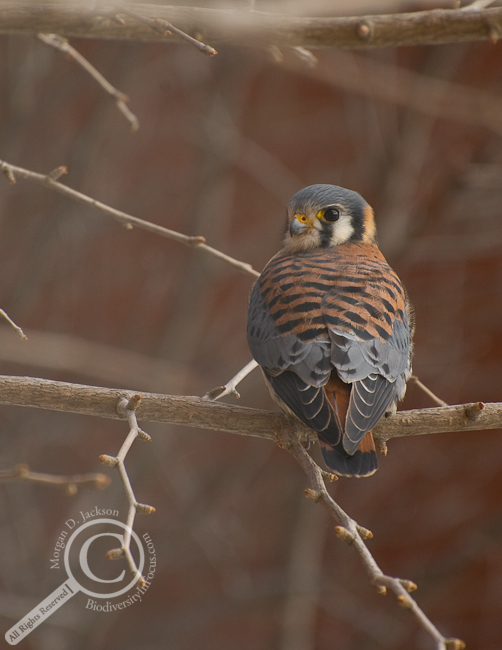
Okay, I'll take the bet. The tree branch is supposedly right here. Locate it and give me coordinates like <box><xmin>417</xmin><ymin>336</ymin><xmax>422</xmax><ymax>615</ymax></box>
<box><xmin>0</xmin><ymin>159</ymin><xmax>259</xmax><ymax>277</ymax></box>
<box><xmin>37</xmin><ymin>32</ymin><xmax>139</xmax><ymax>131</ymax></box>
<box><xmin>287</xmin><ymin>440</ymin><xmax>466</xmax><ymax>650</ymax></box>
<box><xmin>0</xmin><ymin>463</ymin><xmax>110</xmax><ymax>495</ymax></box>
<box><xmin>0</xmin><ymin>3</ymin><xmax>501</xmax><ymax>49</ymax></box>
<box><xmin>0</xmin><ymin>375</ymin><xmax>499</xmax><ymax>443</ymax></box>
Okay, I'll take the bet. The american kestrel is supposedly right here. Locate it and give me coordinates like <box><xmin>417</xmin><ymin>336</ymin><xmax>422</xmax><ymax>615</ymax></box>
<box><xmin>247</xmin><ymin>185</ymin><xmax>413</xmax><ymax>477</ymax></box>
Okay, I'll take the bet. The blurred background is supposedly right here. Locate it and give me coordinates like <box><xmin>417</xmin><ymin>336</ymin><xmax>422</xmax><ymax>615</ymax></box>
<box><xmin>1</xmin><ymin>1</ymin><xmax>502</xmax><ymax>648</ymax></box>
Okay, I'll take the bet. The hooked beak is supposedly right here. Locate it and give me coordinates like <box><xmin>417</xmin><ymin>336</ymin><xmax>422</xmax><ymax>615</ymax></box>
<box><xmin>289</xmin><ymin>215</ymin><xmax>309</xmax><ymax>236</ymax></box>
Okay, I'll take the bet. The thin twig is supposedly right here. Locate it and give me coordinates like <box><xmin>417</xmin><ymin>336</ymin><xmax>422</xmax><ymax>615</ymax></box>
<box><xmin>410</xmin><ymin>375</ymin><xmax>448</xmax><ymax>407</ymax></box>
<box><xmin>0</xmin><ymin>464</ymin><xmax>110</xmax><ymax>495</ymax></box>
<box><xmin>286</xmin><ymin>440</ymin><xmax>466</xmax><ymax>650</ymax></box>
<box><xmin>119</xmin><ymin>6</ymin><xmax>217</xmax><ymax>56</ymax></box>
<box><xmin>0</xmin><ymin>309</ymin><xmax>28</xmax><ymax>340</ymax></box>
<box><xmin>462</xmin><ymin>0</ymin><xmax>497</xmax><ymax>10</ymax></box>
<box><xmin>0</xmin><ymin>159</ymin><xmax>259</xmax><ymax>277</ymax></box>
<box><xmin>36</xmin><ymin>33</ymin><xmax>139</xmax><ymax>131</ymax></box>
<box><xmin>99</xmin><ymin>395</ymin><xmax>155</xmax><ymax>585</ymax></box>
<box><xmin>203</xmin><ymin>359</ymin><xmax>259</xmax><ymax>400</ymax></box>
<box><xmin>291</xmin><ymin>46</ymin><xmax>318</xmax><ymax>68</ymax></box>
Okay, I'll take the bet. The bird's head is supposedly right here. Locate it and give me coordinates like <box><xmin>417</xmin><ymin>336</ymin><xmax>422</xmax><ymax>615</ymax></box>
<box><xmin>284</xmin><ymin>184</ymin><xmax>377</xmax><ymax>253</ymax></box>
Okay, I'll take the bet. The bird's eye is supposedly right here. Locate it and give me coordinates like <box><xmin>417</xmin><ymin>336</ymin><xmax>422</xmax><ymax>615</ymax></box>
<box><xmin>322</xmin><ymin>208</ymin><xmax>340</xmax><ymax>222</ymax></box>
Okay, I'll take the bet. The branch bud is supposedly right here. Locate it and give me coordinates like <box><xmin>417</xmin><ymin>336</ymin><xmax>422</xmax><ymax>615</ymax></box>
<box><xmin>48</xmin><ymin>166</ymin><xmax>67</xmax><ymax>181</ymax></box>
<box><xmin>106</xmin><ymin>548</ymin><xmax>125</xmax><ymax>560</ymax></box>
<box><xmin>399</xmin><ymin>579</ymin><xmax>417</xmax><ymax>593</ymax></box>
<box><xmin>356</xmin><ymin>525</ymin><xmax>373</xmax><ymax>540</ymax></box>
<box><xmin>464</xmin><ymin>401</ymin><xmax>485</xmax><ymax>421</ymax></box>
<box><xmin>357</xmin><ymin>21</ymin><xmax>373</xmax><ymax>41</ymax></box>
<box><xmin>126</xmin><ymin>394</ymin><xmax>142</xmax><ymax>411</ymax></box>
<box><xmin>65</xmin><ymin>483</ymin><xmax>78</xmax><ymax>496</ymax></box>
<box><xmin>334</xmin><ymin>526</ymin><xmax>355</xmax><ymax>545</ymax></box>
<box><xmin>99</xmin><ymin>454</ymin><xmax>119</xmax><ymax>467</ymax></box>
<box><xmin>136</xmin><ymin>503</ymin><xmax>156</xmax><ymax>515</ymax></box>
<box><xmin>304</xmin><ymin>488</ymin><xmax>324</xmax><ymax>502</ymax></box>
<box><xmin>92</xmin><ymin>474</ymin><xmax>111</xmax><ymax>489</ymax></box>
<box><xmin>15</xmin><ymin>463</ymin><xmax>30</xmax><ymax>478</ymax></box>
<box><xmin>376</xmin><ymin>439</ymin><xmax>388</xmax><ymax>456</ymax></box>
<box><xmin>1</xmin><ymin>163</ymin><xmax>16</xmax><ymax>184</ymax></box>
<box><xmin>397</xmin><ymin>594</ymin><xmax>413</xmax><ymax>609</ymax></box>
<box><xmin>137</xmin><ymin>429</ymin><xmax>152</xmax><ymax>442</ymax></box>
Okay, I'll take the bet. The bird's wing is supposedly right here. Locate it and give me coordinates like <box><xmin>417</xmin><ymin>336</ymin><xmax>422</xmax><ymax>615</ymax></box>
<box><xmin>247</xmin><ymin>254</ymin><xmax>332</xmax><ymax>388</ymax></box>
<box><xmin>247</xmin><ymin>254</ymin><xmax>342</xmax><ymax>444</ymax></box>
<box><xmin>321</xmin><ymin>259</ymin><xmax>412</xmax><ymax>454</ymax></box>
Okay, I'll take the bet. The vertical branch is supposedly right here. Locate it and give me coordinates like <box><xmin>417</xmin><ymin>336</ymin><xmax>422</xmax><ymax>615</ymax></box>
<box><xmin>99</xmin><ymin>394</ymin><xmax>155</xmax><ymax>583</ymax></box>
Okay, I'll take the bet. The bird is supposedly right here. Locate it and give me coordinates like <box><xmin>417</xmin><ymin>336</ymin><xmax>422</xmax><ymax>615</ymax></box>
<box><xmin>247</xmin><ymin>184</ymin><xmax>413</xmax><ymax>477</ymax></box>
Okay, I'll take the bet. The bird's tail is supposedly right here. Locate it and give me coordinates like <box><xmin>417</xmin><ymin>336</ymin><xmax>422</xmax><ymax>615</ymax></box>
<box><xmin>318</xmin><ymin>431</ymin><xmax>378</xmax><ymax>478</ymax></box>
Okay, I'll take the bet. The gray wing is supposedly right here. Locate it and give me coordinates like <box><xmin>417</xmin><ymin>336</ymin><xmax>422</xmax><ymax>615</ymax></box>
<box><xmin>247</xmin><ymin>281</ymin><xmax>332</xmax><ymax>387</ymax></box>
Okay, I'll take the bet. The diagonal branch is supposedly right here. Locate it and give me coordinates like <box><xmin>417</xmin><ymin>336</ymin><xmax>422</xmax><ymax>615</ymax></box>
<box><xmin>119</xmin><ymin>6</ymin><xmax>217</xmax><ymax>56</ymax></box>
<box><xmin>1</xmin><ymin>3</ymin><xmax>502</xmax><ymax>49</ymax></box>
<box><xmin>0</xmin><ymin>308</ymin><xmax>27</xmax><ymax>340</ymax></box>
<box><xmin>37</xmin><ymin>33</ymin><xmax>139</xmax><ymax>131</ymax></box>
<box><xmin>287</xmin><ymin>440</ymin><xmax>466</xmax><ymax>650</ymax></box>
<box><xmin>0</xmin><ymin>159</ymin><xmax>259</xmax><ymax>277</ymax></box>
<box><xmin>0</xmin><ymin>375</ymin><xmax>499</xmax><ymax>443</ymax></box>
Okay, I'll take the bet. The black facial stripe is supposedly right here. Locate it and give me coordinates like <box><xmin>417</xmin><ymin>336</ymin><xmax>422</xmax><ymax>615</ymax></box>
<box><xmin>348</xmin><ymin>207</ymin><xmax>364</xmax><ymax>242</ymax></box>
<box><xmin>319</xmin><ymin>220</ymin><xmax>332</xmax><ymax>248</ymax></box>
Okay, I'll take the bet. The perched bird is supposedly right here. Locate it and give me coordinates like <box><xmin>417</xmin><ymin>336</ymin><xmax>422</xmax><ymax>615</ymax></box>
<box><xmin>247</xmin><ymin>184</ymin><xmax>413</xmax><ymax>477</ymax></box>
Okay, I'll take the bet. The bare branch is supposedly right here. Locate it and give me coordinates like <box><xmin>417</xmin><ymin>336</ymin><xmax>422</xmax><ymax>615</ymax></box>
<box><xmin>1</xmin><ymin>3</ymin><xmax>502</xmax><ymax>49</ymax></box>
<box><xmin>37</xmin><ymin>32</ymin><xmax>139</xmax><ymax>131</ymax></box>
<box><xmin>0</xmin><ymin>309</ymin><xmax>27</xmax><ymax>340</ymax></box>
<box><xmin>0</xmin><ymin>463</ymin><xmax>110</xmax><ymax>495</ymax></box>
<box><xmin>203</xmin><ymin>359</ymin><xmax>259</xmax><ymax>401</ymax></box>
<box><xmin>286</xmin><ymin>440</ymin><xmax>466</xmax><ymax>649</ymax></box>
<box><xmin>119</xmin><ymin>6</ymin><xmax>217</xmax><ymax>56</ymax></box>
<box><xmin>0</xmin><ymin>159</ymin><xmax>259</xmax><ymax>278</ymax></box>
<box><xmin>99</xmin><ymin>395</ymin><xmax>155</xmax><ymax>586</ymax></box>
<box><xmin>410</xmin><ymin>375</ymin><xmax>448</xmax><ymax>407</ymax></box>
<box><xmin>0</xmin><ymin>376</ymin><xmax>500</xmax><ymax>444</ymax></box>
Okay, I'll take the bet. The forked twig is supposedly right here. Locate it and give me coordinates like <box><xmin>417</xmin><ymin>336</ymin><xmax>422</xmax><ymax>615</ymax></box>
<box><xmin>99</xmin><ymin>395</ymin><xmax>155</xmax><ymax>584</ymax></box>
<box><xmin>0</xmin><ymin>159</ymin><xmax>259</xmax><ymax>277</ymax></box>
<box><xmin>286</xmin><ymin>439</ymin><xmax>466</xmax><ymax>650</ymax></box>
<box><xmin>0</xmin><ymin>309</ymin><xmax>28</xmax><ymax>340</ymax></box>
<box><xmin>0</xmin><ymin>464</ymin><xmax>110</xmax><ymax>495</ymax></box>
<box><xmin>37</xmin><ymin>33</ymin><xmax>139</xmax><ymax>131</ymax></box>
<box><xmin>203</xmin><ymin>359</ymin><xmax>259</xmax><ymax>400</ymax></box>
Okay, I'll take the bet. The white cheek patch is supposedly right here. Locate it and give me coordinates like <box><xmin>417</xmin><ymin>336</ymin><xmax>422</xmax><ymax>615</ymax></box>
<box><xmin>330</xmin><ymin>214</ymin><xmax>354</xmax><ymax>244</ymax></box>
